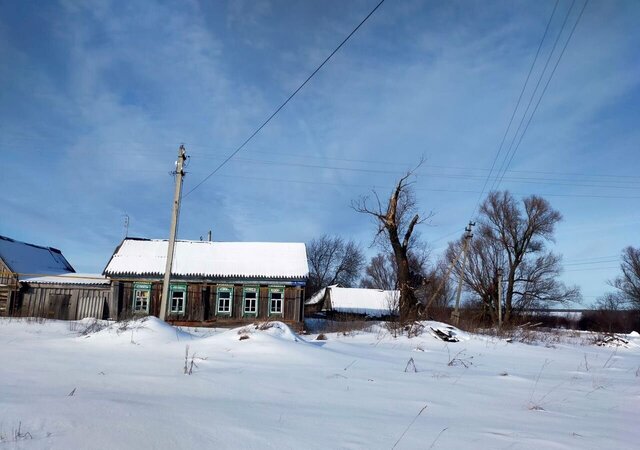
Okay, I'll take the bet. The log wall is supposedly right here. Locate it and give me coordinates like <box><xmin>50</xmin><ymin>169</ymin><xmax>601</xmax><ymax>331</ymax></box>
<box><xmin>116</xmin><ymin>280</ymin><xmax>305</xmax><ymax>326</ymax></box>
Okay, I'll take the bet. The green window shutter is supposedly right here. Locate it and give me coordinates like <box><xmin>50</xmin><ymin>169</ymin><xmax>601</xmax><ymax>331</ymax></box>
<box><xmin>216</xmin><ymin>286</ymin><xmax>233</xmax><ymax>316</ymax></box>
<box><xmin>268</xmin><ymin>286</ymin><xmax>285</xmax><ymax>316</ymax></box>
<box><xmin>133</xmin><ymin>283</ymin><xmax>151</xmax><ymax>314</ymax></box>
<box><xmin>169</xmin><ymin>283</ymin><xmax>187</xmax><ymax>315</ymax></box>
<box><xmin>243</xmin><ymin>286</ymin><xmax>259</xmax><ymax>317</ymax></box>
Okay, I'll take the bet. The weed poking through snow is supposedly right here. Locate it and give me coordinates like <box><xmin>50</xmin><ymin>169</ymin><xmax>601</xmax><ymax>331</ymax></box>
<box><xmin>447</xmin><ymin>348</ymin><xmax>473</xmax><ymax>368</ymax></box>
<box><xmin>183</xmin><ymin>345</ymin><xmax>199</xmax><ymax>375</ymax></box>
<box><xmin>0</xmin><ymin>422</ymin><xmax>32</xmax><ymax>443</ymax></box>
<box><xmin>405</xmin><ymin>357</ymin><xmax>417</xmax><ymax>373</ymax></box>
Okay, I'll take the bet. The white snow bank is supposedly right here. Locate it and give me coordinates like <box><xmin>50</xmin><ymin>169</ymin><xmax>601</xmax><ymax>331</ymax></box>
<box><xmin>81</xmin><ymin>316</ymin><xmax>194</xmax><ymax>344</ymax></box>
<box><xmin>210</xmin><ymin>321</ymin><xmax>302</xmax><ymax>344</ymax></box>
<box><xmin>2</xmin><ymin>317</ymin><xmax>639</xmax><ymax>449</ymax></box>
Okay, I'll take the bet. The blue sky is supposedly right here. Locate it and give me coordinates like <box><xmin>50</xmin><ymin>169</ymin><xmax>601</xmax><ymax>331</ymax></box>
<box><xmin>1</xmin><ymin>0</ymin><xmax>639</xmax><ymax>306</ymax></box>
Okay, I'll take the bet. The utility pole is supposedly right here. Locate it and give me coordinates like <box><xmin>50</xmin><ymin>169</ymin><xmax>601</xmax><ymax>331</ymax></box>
<box><xmin>497</xmin><ymin>267</ymin><xmax>503</xmax><ymax>329</ymax></box>
<box><xmin>160</xmin><ymin>145</ymin><xmax>187</xmax><ymax>321</ymax></box>
<box><xmin>451</xmin><ymin>222</ymin><xmax>474</xmax><ymax>326</ymax></box>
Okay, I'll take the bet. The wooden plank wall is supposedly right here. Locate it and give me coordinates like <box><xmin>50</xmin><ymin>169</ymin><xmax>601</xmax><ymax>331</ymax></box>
<box><xmin>117</xmin><ymin>280</ymin><xmax>304</xmax><ymax>324</ymax></box>
<box><xmin>0</xmin><ymin>260</ymin><xmax>18</xmax><ymax>317</ymax></box>
<box><xmin>17</xmin><ymin>284</ymin><xmax>112</xmax><ymax>320</ymax></box>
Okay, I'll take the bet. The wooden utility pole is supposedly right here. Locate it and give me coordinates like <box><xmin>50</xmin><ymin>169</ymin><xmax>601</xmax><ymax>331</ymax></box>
<box><xmin>160</xmin><ymin>145</ymin><xmax>187</xmax><ymax>321</ymax></box>
<box><xmin>497</xmin><ymin>267</ymin><xmax>503</xmax><ymax>329</ymax></box>
<box><xmin>451</xmin><ymin>222</ymin><xmax>474</xmax><ymax>326</ymax></box>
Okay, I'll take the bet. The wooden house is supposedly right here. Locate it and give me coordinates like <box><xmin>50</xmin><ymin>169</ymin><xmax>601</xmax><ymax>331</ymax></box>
<box><xmin>0</xmin><ymin>235</ymin><xmax>113</xmax><ymax>319</ymax></box>
<box><xmin>103</xmin><ymin>237</ymin><xmax>308</xmax><ymax>327</ymax></box>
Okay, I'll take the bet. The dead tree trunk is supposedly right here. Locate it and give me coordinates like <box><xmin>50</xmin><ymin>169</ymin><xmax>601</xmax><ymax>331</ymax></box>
<box><xmin>353</xmin><ymin>165</ymin><xmax>426</xmax><ymax>324</ymax></box>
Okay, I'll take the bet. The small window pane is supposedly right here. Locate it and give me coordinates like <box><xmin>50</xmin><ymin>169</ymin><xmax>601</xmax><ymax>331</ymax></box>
<box><xmin>134</xmin><ymin>289</ymin><xmax>150</xmax><ymax>312</ymax></box>
<box><xmin>171</xmin><ymin>291</ymin><xmax>185</xmax><ymax>313</ymax></box>
<box><xmin>217</xmin><ymin>288</ymin><xmax>232</xmax><ymax>314</ymax></box>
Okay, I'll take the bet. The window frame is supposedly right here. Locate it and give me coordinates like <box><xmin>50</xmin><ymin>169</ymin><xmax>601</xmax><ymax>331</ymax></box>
<box><xmin>243</xmin><ymin>286</ymin><xmax>259</xmax><ymax>317</ymax></box>
<box><xmin>169</xmin><ymin>283</ymin><xmax>187</xmax><ymax>315</ymax></box>
<box><xmin>216</xmin><ymin>286</ymin><xmax>233</xmax><ymax>316</ymax></box>
<box><xmin>132</xmin><ymin>282</ymin><xmax>151</xmax><ymax>314</ymax></box>
<box><xmin>268</xmin><ymin>286</ymin><xmax>285</xmax><ymax>316</ymax></box>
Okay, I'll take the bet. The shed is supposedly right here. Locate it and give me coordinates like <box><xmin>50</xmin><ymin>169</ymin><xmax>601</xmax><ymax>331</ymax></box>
<box><xmin>311</xmin><ymin>286</ymin><xmax>400</xmax><ymax>319</ymax></box>
<box><xmin>0</xmin><ymin>235</ymin><xmax>113</xmax><ymax>319</ymax></box>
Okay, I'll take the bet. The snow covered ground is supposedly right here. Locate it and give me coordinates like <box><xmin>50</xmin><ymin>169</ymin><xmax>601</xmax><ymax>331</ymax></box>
<box><xmin>1</xmin><ymin>317</ymin><xmax>638</xmax><ymax>449</ymax></box>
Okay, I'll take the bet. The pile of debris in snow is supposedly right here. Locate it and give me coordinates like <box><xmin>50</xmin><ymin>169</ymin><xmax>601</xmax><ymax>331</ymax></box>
<box><xmin>592</xmin><ymin>334</ymin><xmax>630</xmax><ymax>348</ymax></box>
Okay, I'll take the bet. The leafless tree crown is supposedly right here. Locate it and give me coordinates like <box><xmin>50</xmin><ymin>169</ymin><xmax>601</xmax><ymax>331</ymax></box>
<box><xmin>610</xmin><ymin>246</ymin><xmax>640</xmax><ymax>308</ymax></box>
<box><xmin>306</xmin><ymin>234</ymin><xmax>365</xmax><ymax>296</ymax></box>
<box><xmin>446</xmin><ymin>191</ymin><xmax>580</xmax><ymax>324</ymax></box>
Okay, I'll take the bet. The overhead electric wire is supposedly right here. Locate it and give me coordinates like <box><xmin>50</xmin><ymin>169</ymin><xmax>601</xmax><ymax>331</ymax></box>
<box><xmin>183</xmin><ymin>0</ymin><xmax>386</xmax><ymax>199</ymax></box>
<box><xmin>492</xmin><ymin>0</ymin><xmax>590</xmax><ymax>191</ymax></box>
<box><xmin>488</xmin><ymin>0</ymin><xmax>578</xmax><ymax>194</ymax></box>
<box><xmin>468</xmin><ymin>0</ymin><xmax>560</xmax><ymax>221</ymax></box>
<box><xmin>431</xmin><ymin>0</ymin><xmax>590</xmax><ymax>246</ymax></box>
<box><xmin>563</xmin><ymin>259</ymin><xmax>619</xmax><ymax>267</ymax></box>
<box><xmin>188</xmin><ymin>154</ymin><xmax>640</xmax><ymax>186</ymax></box>
<box><xmin>431</xmin><ymin>0</ymin><xmax>562</xmax><ymax>246</ymax></box>
<box><xmin>206</xmin><ymin>171</ymin><xmax>640</xmax><ymax>200</ymax></box>
<box><xmin>563</xmin><ymin>254</ymin><xmax>620</xmax><ymax>263</ymax></box>
<box><xmin>9</xmin><ymin>142</ymin><xmax>640</xmax><ymax>183</ymax></box>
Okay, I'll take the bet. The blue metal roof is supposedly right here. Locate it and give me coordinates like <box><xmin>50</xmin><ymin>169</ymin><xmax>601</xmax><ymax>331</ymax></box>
<box><xmin>0</xmin><ymin>235</ymin><xmax>75</xmax><ymax>277</ymax></box>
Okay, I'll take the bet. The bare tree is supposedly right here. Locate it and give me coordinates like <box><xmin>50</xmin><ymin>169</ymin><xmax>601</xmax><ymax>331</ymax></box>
<box><xmin>446</xmin><ymin>191</ymin><xmax>580</xmax><ymax>325</ymax></box>
<box><xmin>360</xmin><ymin>242</ymin><xmax>430</xmax><ymax>291</ymax></box>
<box><xmin>352</xmin><ymin>166</ymin><xmax>430</xmax><ymax>323</ymax></box>
<box><xmin>610</xmin><ymin>246</ymin><xmax>640</xmax><ymax>309</ymax></box>
<box><xmin>306</xmin><ymin>235</ymin><xmax>365</xmax><ymax>296</ymax></box>
<box><xmin>418</xmin><ymin>261</ymin><xmax>453</xmax><ymax>312</ymax></box>
<box><xmin>360</xmin><ymin>253</ymin><xmax>396</xmax><ymax>290</ymax></box>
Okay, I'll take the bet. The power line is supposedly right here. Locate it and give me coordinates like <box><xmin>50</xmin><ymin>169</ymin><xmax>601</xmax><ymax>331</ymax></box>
<box><xmin>431</xmin><ymin>0</ymin><xmax>589</xmax><ymax>246</ymax></box>
<box><xmin>564</xmin><ymin>266</ymin><xmax>619</xmax><ymax>273</ymax></box>
<box><xmin>469</xmin><ymin>0</ymin><xmax>561</xmax><ymax>221</ymax></box>
<box><xmin>488</xmin><ymin>0</ymin><xmax>578</xmax><ymax>194</ymax></box>
<box><xmin>183</xmin><ymin>0</ymin><xmax>386</xmax><ymax>198</ymax></box>
<box><xmin>492</xmin><ymin>0</ymin><xmax>590</xmax><ymax>191</ymax></box>
<box><xmin>181</xmin><ymin>155</ymin><xmax>640</xmax><ymax>191</ymax></box>
<box><xmin>563</xmin><ymin>254</ymin><xmax>620</xmax><ymax>263</ymax></box>
<box><xmin>207</xmin><ymin>171</ymin><xmax>640</xmax><ymax>200</ymax></box>
<box><xmin>10</xmin><ymin>142</ymin><xmax>640</xmax><ymax>182</ymax></box>
<box><xmin>563</xmin><ymin>259</ymin><xmax>619</xmax><ymax>267</ymax></box>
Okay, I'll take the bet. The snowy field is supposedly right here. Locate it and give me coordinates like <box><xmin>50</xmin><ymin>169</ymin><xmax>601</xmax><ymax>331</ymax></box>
<box><xmin>1</xmin><ymin>317</ymin><xmax>639</xmax><ymax>449</ymax></box>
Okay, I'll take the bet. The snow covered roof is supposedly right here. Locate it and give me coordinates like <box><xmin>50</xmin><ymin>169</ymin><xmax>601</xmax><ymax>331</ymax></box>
<box><xmin>326</xmin><ymin>287</ymin><xmax>399</xmax><ymax>317</ymax></box>
<box><xmin>104</xmin><ymin>238</ymin><xmax>309</xmax><ymax>280</ymax></box>
<box><xmin>20</xmin><ymin>273</ymin><xmax>110</xmax><ymax>285</ymax></box>
<box><xmin>0</xmin><ymin>235</ymin><xmax>75</xmax><ymax>277</ymax></box>
<box><xmin>305</xmin><ymin>287</ymin><xmax>328</xmax><ymax>305</ymax></box>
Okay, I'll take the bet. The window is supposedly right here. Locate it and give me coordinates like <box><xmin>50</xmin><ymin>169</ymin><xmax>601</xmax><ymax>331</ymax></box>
<box><xmin>133</xmin><ymin>283</ymin><xmax>151</xmax><ymax>313</ymax></box>
<box><xmin>217</xmin><ymin>286</ymin><xmax>233</xmax><ymax>315</ymax></box>
<box><xmin>170</xmin><ymin>284</ymin><xmax>187</xmax><ymax>314</ymax></box>
<box><xmin>243</xmin><ymin>287</ymin><xmax>258</xmax><ymax>316</ymax></box>
<box><xmin>269</xmin><ymin>287</ymin><xmax>284</xmax><ymax>315</ymax></box>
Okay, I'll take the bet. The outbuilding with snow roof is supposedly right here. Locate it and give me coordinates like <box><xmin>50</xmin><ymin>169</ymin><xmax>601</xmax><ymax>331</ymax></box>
<box><xmin>306</xmin><ymin>285</ymin><xmax>400</xmax><ymax>319</ymax></box>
